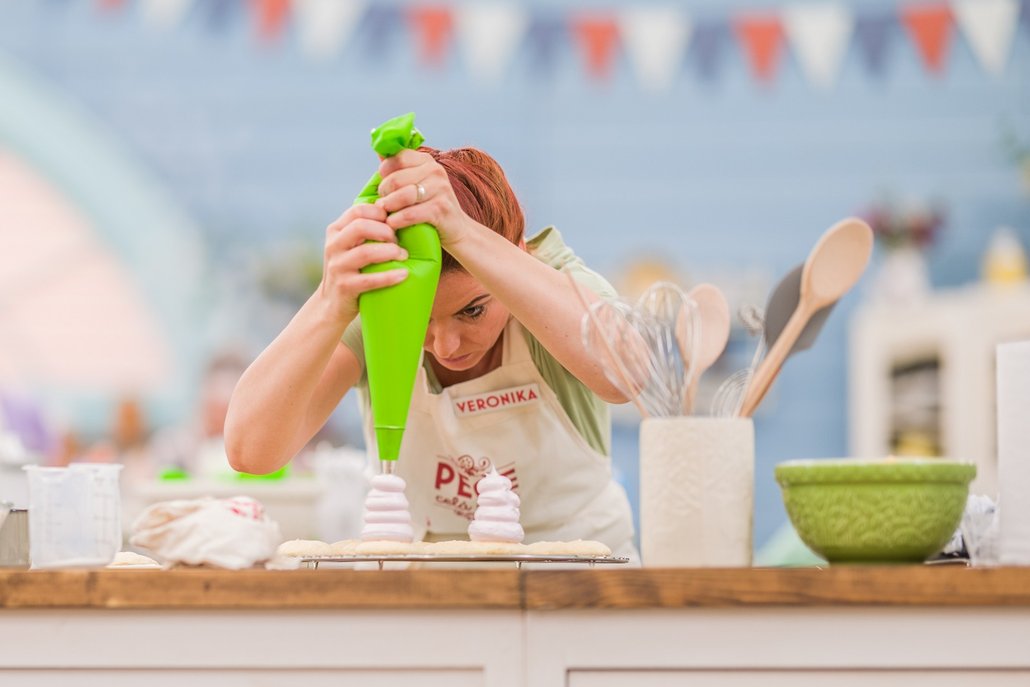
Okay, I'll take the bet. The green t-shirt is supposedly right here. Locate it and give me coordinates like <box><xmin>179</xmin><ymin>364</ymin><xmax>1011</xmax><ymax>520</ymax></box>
<box><xmin>341</xmin><ymin>226</ymin><xmax>617</xmax><ymax>456</ymax></box>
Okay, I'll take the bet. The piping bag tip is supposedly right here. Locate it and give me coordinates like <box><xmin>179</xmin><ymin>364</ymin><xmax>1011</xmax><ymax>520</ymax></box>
<box><xmin>375</xmin><ymin>426</ymin><xmax>405</xmax><ymax>463</ymax></box>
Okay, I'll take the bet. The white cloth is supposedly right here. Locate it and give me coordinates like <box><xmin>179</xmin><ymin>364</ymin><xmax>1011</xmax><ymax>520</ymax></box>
<box><xmin>130</xmin><ymin>496</ymin><xmax>282</xmax><ymax>569</ymax></box>
<box><xmin>362</xmin><ymin>319</ymin><xmax>637</xmax><ymax>559</ymax></box>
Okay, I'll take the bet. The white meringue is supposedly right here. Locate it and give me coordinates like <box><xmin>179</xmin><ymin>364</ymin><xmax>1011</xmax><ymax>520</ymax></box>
<box><xmin>468</xmin><ymin>468</ymin><xmax>524</xmax><ymax>543</ymax></box>
<box><xmin>361</xmin><ymin>473</ymin><xmax>414</xmax><ymax>542</ymax></box>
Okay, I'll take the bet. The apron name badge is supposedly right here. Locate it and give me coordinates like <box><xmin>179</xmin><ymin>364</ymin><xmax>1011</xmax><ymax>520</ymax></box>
<box><xmin>453</xmin><ymin>383</ymin><xmax>540</xmax><ymax>417</ymax></box>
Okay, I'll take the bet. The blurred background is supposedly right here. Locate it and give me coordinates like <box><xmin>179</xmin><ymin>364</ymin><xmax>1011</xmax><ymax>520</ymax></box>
<box><xmin>1</xmin><ymin>0</ymin><xmax>1028</xmax><ymax>558</ymax></box>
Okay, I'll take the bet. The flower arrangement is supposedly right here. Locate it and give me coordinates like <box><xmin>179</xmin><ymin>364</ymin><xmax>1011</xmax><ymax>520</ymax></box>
<box><xmin>862</xmin><ymin>198</ymin><xmax>946</xmax><ymax>252</ymax></box>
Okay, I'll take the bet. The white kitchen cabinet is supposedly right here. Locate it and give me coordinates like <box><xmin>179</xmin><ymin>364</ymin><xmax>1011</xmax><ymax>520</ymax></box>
<box><xmin>849</xmin><ymin>284</ymin><xmax>1030</xmax><ymax>495</ymax></box>
<box><xmin>0</xmin><ymin>609</ymin><xmax>523</xmax><ymax>687</ymax></box>
<box><xmin>526</xmin><ymin>608</ymin><xmax>1030</xmax><ymax>687</ymax></box>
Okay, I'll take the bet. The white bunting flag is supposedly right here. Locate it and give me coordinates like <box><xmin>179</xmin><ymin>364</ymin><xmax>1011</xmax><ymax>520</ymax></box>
<box><xmin>457</xmin><ymin>3</ymin><xmax>529</xmax><ymax>83</ymax></box>
<box><xmin>952</xmin><ymin>0</ymin><xmax>1020</xmax><ymax>75</ymax></box>
<box><xmin>619</xmin><ymin>6</ymin><xmax>691</xmax><ymax>92</ymax></box>
<box><xmin>141</xmin><ymin>0</ymin><xmax>194</xmax><ymax>30</ymax></box>
<box><xmin>294</xmin><ymin>0</ymin><xmax>366</xmax><ymax>61</ymax></box>
<box><xmin>784</xmin><ymin>2</ymin><xmax>854</xmax><ymax>89</ymax></box>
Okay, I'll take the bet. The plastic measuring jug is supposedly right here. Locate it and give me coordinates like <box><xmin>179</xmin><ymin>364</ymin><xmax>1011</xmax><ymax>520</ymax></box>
<box><xmin>24</xmin><ymin>463</ymin><xmax>123</xmax><ymax>569</ymax></box>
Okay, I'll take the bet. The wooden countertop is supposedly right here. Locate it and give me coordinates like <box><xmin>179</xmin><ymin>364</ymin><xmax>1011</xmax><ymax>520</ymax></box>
<box><xmin>3</xmin><ymin>566</ymin><xmax>1030</xmax><ymax>610</ymax></box>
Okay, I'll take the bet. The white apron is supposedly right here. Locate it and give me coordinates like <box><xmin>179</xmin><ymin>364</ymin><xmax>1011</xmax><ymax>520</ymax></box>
<box><xmin>361</xmin><ymin>319</ymin><xmax>637</xmax><ymax>559</ymax></box>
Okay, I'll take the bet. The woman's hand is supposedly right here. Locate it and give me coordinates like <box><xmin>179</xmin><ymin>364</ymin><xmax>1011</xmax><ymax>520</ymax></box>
<box><xmin>375</xmin><ymin>149</ymin><xmax>473</xmax><ymax>250</ymax></box>
<box><xmin>319</xmin><ymin>203</ymin><xmax>409</xmax><ymax>322</ymax></box>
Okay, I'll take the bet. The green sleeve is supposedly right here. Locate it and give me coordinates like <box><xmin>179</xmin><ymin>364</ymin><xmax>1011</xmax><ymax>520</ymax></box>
<box><xmin>525</xmin><ymin>227</ymin><xmax>618</xmax><ymax>300</ymax></box>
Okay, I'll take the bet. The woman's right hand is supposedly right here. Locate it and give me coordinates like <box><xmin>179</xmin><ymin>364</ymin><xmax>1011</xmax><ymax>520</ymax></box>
<box><xmin>319</xmin><ymin>203</ymin><xmax>409</xmax><ymax>322</ymax></box>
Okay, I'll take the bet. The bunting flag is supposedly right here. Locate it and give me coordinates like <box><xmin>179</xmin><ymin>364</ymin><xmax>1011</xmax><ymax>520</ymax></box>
<box><xmin>45</xmin><ymin>1</ymin><xmax>1030</xmax><ymax>87</ymax></box>
<box><xmin>733</xmin><ymin>13</ymin><xmax>785</xmax><ymax>83</ymax></box>
<box><xmin>619</xmin><ymin>6</ymin><xmax>692</xmax><ymax>92</ymax></box>
<box><xmin>407</xmin><ymin>5</ymin><xmax>454</xmax><ymax>66</ymax></box>
<box><xmin>456</xmin><ymin>3</ymin><xmax>529</xmax><ymax>83</ymax></box>
<box><xmin>952</xmin><ymin>0</ymin><xmax>1020</xmax><ymax>75</ymax></box>
<box><xmin>141</xmin><ymin>0</ymin><xmax>193</xmax><ymax>29</ymax></box>
<box><xmin>525</xmin><ymin>13</ymin><xmax>567</xmax><ymax>75</ymax></box>
<box><xmin>854</xmin><ymin>12</ymin><xmax>894</xmax><ymax>76</ymax></box>
<box><xmin>571</xmin><ymin>13</ymin><xmax>621</xmax><ymax>80</ymax></box>
<box><xmin>294</xmin><ymin>0</ymin><xmax>365</xmax><ymax>60</ymax></box>
<box><xmin>784</xmin><ymin>3</ymin><xmax>854</xmax><ymax>89</ymax></box>
<box><xmin>252</xmin><ymin>0</ymin><xmax>291</xmax><ymax>43</ymax></box>
<box><xmin>690</xmin><ymin>20</ymin><xmax>730</xmax><ymax>82</ymax></box>
<box><xmin>205</xmin><ymin>0</ymin><xmax>237</xmax><ymax>32</ymax></box>
<box><xmin>900</xmin><ymin>3</ymin><xmax>954</xmax><ymax>74</ymax></box>
<box><xmin>358</xmin><ymin>5</ymin><xmax>401</xmax><ymax>60</ymax></box>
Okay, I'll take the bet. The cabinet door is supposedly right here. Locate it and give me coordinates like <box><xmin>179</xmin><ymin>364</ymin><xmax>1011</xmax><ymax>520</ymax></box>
<box><xmin>569</xmin><ymin>670</ymin><xmax>1030</xmax><ymax>687</ymax></box>
<box><xmin>0</xmin><ymin>670</ymin><xmax>483</xmax><ymax>687</ymax></box>
<box><xmin>2</xmin><ymin>610</ymin><xmax>522</xmax><ymax>687</ymax></box>
<box><xmin>528</xmin><ymin>608</ymin><xmax>1030</xmax><ymax>687</ymax></box>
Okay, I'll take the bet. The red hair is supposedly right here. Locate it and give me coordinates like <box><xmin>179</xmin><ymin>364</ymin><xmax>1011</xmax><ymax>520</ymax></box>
<box><xmin>420</xmin><ymin>146</ymin><xmax>524</xmax><ymax>271</ymax></box>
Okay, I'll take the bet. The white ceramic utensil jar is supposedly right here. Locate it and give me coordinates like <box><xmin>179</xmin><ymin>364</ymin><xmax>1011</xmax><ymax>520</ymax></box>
<box><xmin>640</xmin><ymin>417</ymin><xmax>754</xmax><ymax>567</ymax></box>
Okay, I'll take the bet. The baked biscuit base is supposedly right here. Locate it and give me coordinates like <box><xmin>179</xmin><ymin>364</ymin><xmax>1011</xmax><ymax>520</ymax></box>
<box><xmin>328</xmin><ymin>539</ymin><xmax>360</xmax><ymax>555</ymax></box>
<box><xmin>107</xmin><ymin>551</ymin><xmax>161</xmax><ymax>567</ymax></box>
<box><xmin>354</xmin><ymin>540</ymin><xmax>423</xmax><ymax>555</ymax></box>
<box><xmin>525</xmin><ymin>540</ymin><xmax>612</xmax><ymax>557</ymax></box>
<box><xmin>424</xmin><ymin>540</ymin><xmax>528</xmax><ymax>556</ymax></box>
<box><xmin>276</xmin><ymin>538</ymin><xmax>612</xmax><ymax>558</ymax></box>
<box><xmin>276</xmin><ymin>539</ymin><xmax>333</xmax><ymax>558</ymax></box>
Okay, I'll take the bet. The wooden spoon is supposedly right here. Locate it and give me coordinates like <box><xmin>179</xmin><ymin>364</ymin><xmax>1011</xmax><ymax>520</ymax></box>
<box><xmin>738</xmin><ymin>218</ymin><xmax>873</xmax><ymax>418</ymax></box>
<box><xmin>683</xmin><ymin>283</ymin><xmax>730</xmax><ymax>414</ymax></box>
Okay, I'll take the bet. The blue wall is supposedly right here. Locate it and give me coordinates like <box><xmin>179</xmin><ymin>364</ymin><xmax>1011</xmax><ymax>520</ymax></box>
<box><xmin>1</xmin><ymin>0</ymin><xmax>1027</xmax><ymax>547</ymax></box>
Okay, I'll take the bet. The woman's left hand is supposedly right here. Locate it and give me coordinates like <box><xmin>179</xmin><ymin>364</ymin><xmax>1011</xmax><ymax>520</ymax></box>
<box><xmin>375</xmin><ymin>149</ymin><xmax>472</xmax><ymax>250</ymax></box>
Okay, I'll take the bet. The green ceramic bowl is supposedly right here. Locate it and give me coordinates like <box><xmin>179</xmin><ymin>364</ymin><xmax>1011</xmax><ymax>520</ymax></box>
<box><xmin>775</xmin><ymin>459</ymin><xmax>976</xmax><ymax>564</ymax></box>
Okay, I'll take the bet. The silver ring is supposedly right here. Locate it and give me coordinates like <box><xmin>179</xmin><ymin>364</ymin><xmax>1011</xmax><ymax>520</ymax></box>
<box><xmin>415</xmin><ymin>183</ymin><xmax>426</xmax><ymax>203</ymax></box>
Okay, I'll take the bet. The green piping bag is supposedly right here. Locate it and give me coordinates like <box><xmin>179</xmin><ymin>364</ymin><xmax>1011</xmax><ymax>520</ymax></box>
<box><xmin>355</xmin><ymin>113</ymin><xmax>442</xmax><ymax>464</ymax></box>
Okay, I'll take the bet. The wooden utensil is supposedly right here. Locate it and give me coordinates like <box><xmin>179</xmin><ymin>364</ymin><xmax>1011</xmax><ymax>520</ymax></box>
<box><xmin>684</xmin><ymin>283</ymin><xmax>730</xmax><ymax>414</ymax></box>
<box><xmin>738</xmin><ymin>218</ymin><xmax>873</xmax><ymax>418</ymax></box>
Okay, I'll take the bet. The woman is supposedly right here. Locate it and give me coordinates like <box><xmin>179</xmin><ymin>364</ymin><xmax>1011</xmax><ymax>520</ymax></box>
<box><xmin>225</xmin><ymin>146</ymin><xmax>637</xmax><ymax>558</ymax></box>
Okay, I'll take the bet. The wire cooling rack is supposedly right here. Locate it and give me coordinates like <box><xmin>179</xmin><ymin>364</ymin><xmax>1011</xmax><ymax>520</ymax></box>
<box><xmin>299</xmin><ymin>554</ymin><xmax>630</xmax><ymax>570</ymax></box>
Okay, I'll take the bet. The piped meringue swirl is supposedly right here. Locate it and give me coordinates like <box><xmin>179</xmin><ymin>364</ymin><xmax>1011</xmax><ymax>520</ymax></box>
<box><xmin>361</xmin><ymin>473</ymin><xmax>414</xmax><ymax>542</ymax></box>
<box><xmin>468</xmin><ymin>468</ymin><xmax>524</xmax><ymax>543</ymax></box>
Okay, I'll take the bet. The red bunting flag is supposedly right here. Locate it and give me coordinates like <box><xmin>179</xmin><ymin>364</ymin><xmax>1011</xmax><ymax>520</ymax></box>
<box><xmin>900</xmin><ymin>3</ymin><xmax>954</xmax><ymax>74</ymax></box>
<box><xmin>97</xmin><ymin>0</ymin><xmax>127</xmax><ymax>11</ymax></box>
<box><xmin>251</xmin><ymin>0</ymin><xmax>291</xmax><ymax>43</ymax></box>
<box><xmin>408</xmin><ymin>6</ymin><xmax>454</xmax><ymax>67</ymax></box>
<box><xmin>733</xmin><ymin>13</ymin><xmax>785</xmax><ymax>83</ymax></box>
<box><xmin>571</xmin><ymin>14</ymin><xmax>620</xmax><ymax>80</ymax></box>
